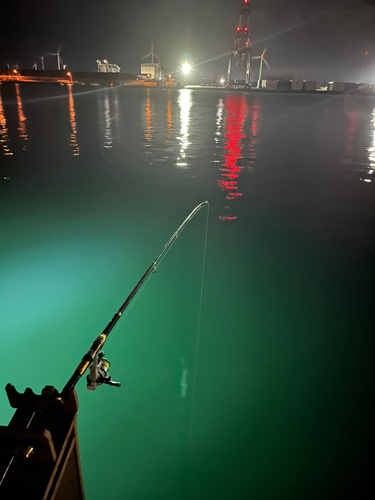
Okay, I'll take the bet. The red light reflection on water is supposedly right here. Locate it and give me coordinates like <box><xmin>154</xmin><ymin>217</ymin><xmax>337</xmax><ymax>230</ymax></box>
<box><xmin>218</xmin><ymin>95</ymin><xmax>248</xmax><ymax>219</ymax></box>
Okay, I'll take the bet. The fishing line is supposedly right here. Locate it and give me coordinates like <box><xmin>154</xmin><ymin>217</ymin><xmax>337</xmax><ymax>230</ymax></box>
<box><xmin>61</xmin><ymin>202</ymin><xmax>209</xmax><ymax>398</ymax></box>
<box><xmin>188</xmin><ymin>202</ymin><xmax>210</xmax><ymax>454</ymax></box>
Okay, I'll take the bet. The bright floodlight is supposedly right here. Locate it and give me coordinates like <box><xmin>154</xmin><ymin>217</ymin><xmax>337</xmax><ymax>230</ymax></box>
<box><xmin>182</xmin><ymin>63</ymin><xmax>191</xmax><ymax>74</ymax></box>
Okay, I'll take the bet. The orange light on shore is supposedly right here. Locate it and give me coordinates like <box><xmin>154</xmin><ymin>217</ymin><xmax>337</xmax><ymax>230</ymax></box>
<box><xmin>365</xmin><ymin>51</ymin><xmax>369</xmax><ymax>55</ymax></box>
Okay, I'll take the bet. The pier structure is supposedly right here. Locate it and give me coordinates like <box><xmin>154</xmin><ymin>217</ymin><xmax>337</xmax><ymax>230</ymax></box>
<box><xmin>0</xmin><ymin>385</ymin><xmax>85</xmax><ymax>499</ymax></box>
<box><xmin>227</xmin><ymin>0</ymin><xmax>252</xmax><ymax>86</ymax></box>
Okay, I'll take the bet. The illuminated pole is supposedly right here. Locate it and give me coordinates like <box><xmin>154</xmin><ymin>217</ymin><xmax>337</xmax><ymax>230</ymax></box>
<box><xmin>360</xmin><ymin>51</ymin><xmax>369</xmax><ymax>82</ymax></box>
<box><xmin>38</xmin><ymin>56</ymin><xmax>45</xmax><ymax>70</ymax></box>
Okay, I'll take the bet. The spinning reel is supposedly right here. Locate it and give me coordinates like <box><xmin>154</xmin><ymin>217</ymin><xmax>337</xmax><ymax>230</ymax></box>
<box><xmin>86</xmin><ymin>352</ymin><xmax>121</xmax><ymax>391</ymax></box>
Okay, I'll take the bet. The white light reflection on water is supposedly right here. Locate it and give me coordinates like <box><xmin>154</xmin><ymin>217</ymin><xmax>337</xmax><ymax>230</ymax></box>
<box><xmin>215</xmin><ymin>98</ymin><xmax>224</xmax><ymax>137</ymax></box>
<box><xmin>99</xmin><ymin>89</ymin><xmax>118</xmax><ymax>149</ymax></box>
<box><xmin>367</xmin><ymin>107</ymin><xmax>375</xmax><ymax>173</ymax></box>
<box><xmin>359</xmin><ymin>106</ymin><xmax>375</xmax><ymax>184</ymax></box>
<box><xmin>212</xmin><ymin>99</ymin><xmax>224</xmax><ymax>166</ymax></box>
<box><xmin>343</xmin><ymin>101</ymin><xmax>375</xmax><ymax>184</ymax></box>
<box><xmin>176</xmin><ymin>89</ymin><xmax>193</xmax><ymax>168</ymax></box>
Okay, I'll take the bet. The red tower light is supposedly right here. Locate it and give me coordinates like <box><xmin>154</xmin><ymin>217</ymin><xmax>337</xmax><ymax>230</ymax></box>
<box><xmin>237</xmin><ymin>26</ymin><xmax>241</xmax><ymax>31</ymax></box>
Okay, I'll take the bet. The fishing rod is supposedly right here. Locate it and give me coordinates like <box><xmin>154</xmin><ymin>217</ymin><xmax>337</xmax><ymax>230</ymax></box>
<box><xmin>61</xmin><ymin>201</ymin><xmax>209</xmax><ymax>399</ymax></box>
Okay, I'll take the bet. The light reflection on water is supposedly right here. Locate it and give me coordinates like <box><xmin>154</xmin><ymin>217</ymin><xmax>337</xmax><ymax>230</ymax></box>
<box><xmin>0</xmin><ymin>86</ymin><xmax>13</xmax><ymax>156</ymax></box>
<box><xmin>68</xmin><ymin>84</ymin><xmax>79</xmax><ymax>157</ymax></box>
<box><xmin>98</xmin><ymin>88</ymin><xmax>119</xmax><ymax>150</ymax></box>
<box><xmin>1</xmin><ymin>85</ymin><xmax>374</xmax><ymax>198</ymax></box>
<box><xmin>140</xmin><ymin>90</ymin><xmax>262</xmax><ymax>220</ymax></box>
<box><xmin>342</xmin><ymin>100</ymin><xmax>375</xmax><ymax>183</ymax></box>
<box><xmin>15</xmin><ymin>83</ymin><xmax>28</xmax><ymax>150</ymax></box>
<box><xmin>218</xmin><ymin>95</ymin><xmax>248</xmax><ymax>220</ymax></box>
<box><xmin>176</xmin><ymin>89</ymin><xmax>193</xmax><ymax>168</ymax></box>
<box><xmin>366</xmin><ymin>107</ymin><xmax>375</xmax><ymax>180</ymax></box>
<box><xmin>143</xmin><ymin>88</ymin><xmax>153</xmax><ymax>151</ymax></box>
<box><xmin>249</xmin><ymin>99</ymin><xmax>261</xmax><ymax>169</ymax></box>
<box><xmin>166</xmin><ymin>92</ymin><xmax>172</xmax><ymax>141</ymax></box>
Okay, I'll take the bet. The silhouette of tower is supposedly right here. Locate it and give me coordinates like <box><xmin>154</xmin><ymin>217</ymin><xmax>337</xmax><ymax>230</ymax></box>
<box><xmin>227</xmin><ymin>0</ymin><xmax>252</xmax><ymax>86</ymax></box>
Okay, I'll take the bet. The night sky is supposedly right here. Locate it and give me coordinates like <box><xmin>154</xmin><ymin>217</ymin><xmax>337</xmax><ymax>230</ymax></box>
<box><xmin>1</xmin><ymin>0</ymin><xmax>375</xmax><ymax>82</ymax></box>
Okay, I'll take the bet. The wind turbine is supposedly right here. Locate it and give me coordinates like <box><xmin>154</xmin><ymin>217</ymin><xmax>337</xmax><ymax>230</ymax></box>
<box><xmin>49</xmin><ymin>46</ymin><xmax>62</xmax><ymax>70</ymax></box>
<box><xmin>360</xmin><ymin>51</ymin><xmax>369</xmax><ymax>82</ymax></box>
<box><xmin>141</xmin><ymin>41</ymin><xmax>160</xmax><ymax>64</ymax></box>
<box><xmin>37</xmin><ymin>55</ymin><xmax>45</xmax><ymax>70</ymax></box>
<box><xmin>253</xmin><ymin>46</ymin><xmax>270</xmax><ymax>88</ymax></box>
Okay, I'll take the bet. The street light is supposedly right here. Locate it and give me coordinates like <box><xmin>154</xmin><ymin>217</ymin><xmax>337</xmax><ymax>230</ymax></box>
<box><xmin>180</xmin><ymin>62</ymin><xmax>191</xmax><ymax>84</ymax></box>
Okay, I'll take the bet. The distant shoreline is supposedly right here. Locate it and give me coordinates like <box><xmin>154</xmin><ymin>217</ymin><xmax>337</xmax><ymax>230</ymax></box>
<box><xmin>1</xmin><ymin>69</ymin><xmax>374</xmax><ymax>96</ymax></box>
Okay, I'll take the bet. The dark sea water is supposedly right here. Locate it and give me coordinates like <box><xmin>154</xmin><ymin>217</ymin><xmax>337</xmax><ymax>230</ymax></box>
<box><xmin>1</xmin><ymin>83</ymin><xmax>374</xmax><ymax>499</ymax></box>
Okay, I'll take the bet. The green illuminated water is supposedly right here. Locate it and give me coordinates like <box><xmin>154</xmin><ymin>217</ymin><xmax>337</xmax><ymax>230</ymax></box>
<box><xmin>1</xmin><ymin>83</ymin><xmax>374</xmax><ymax>499</ymax></box>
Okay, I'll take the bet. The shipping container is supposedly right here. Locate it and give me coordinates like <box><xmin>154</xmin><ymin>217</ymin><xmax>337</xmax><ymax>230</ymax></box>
<box><xmin>291</xmin><ymin>80</ymin><xmax>303</xmax><ymax>90</ymax></box>
<box><xmin>344</xmin><ymin>82</ymin><xmax>359</xmax><ymax>92</ymax></box>
<box><xmin>277</xmin><ymin>80</ymin><xmax>291</xmax><ymax>90</ymax></box>
<box><xmin>331</xmin><ymin>82</ymin><xmax>345</xmax><ymax>92</ymax></box>
<box><xmin>304</xmin><ymin>81</ymin><xmax>317</xmax><ymax>90</ymax></box>
<box><xmin>264</xmin><ymin>80</ymin><xmax>277</xmax><ymax>90</ymax></box>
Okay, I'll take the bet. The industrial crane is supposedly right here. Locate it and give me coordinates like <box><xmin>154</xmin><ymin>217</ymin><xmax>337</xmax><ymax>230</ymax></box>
<box><xmin>227</xmin><ymin>0</ymin><xmax>252</xmax><ymax>86</ymax></box>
